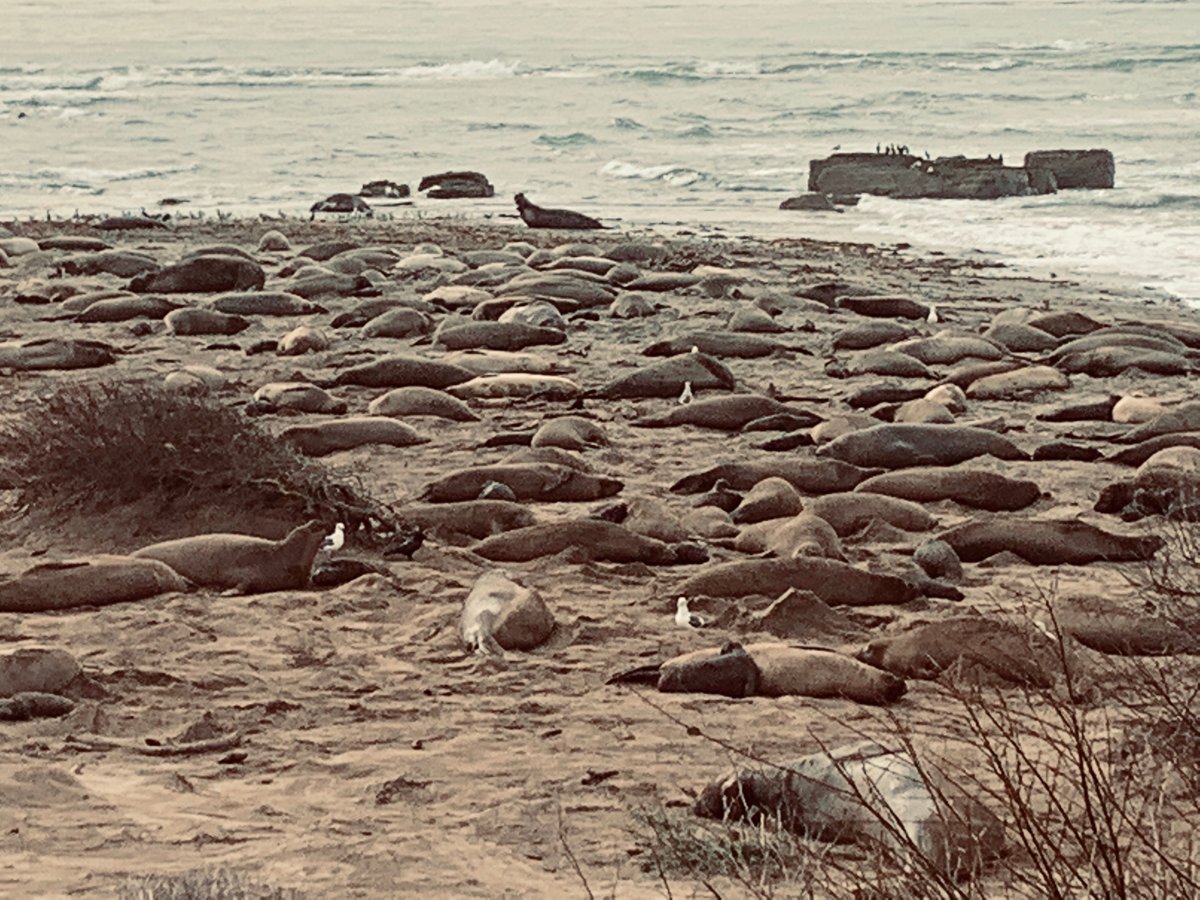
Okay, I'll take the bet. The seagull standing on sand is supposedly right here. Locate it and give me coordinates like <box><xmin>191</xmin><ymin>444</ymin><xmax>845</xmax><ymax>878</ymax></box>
<box><xmin>678</xmin><ymin>381</ymin><xmax>694</xmax><ymax>404</ymax></box>
<box><xmin>675</xmin><ymin>596</ymin><xmax>708</xmax><ymax>629</ymax></box>
<box><xmin>321</xmin><ymin>523</ymin><xmax>345</xmax><ymax>552</ymax></box>
<box><xmin>927</xmin><ymin>304</ymin><xmax>939</xmax><ymax>324</ymax></box>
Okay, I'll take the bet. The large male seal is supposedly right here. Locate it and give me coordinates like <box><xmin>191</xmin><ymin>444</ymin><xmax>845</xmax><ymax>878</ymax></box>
<box><xmin>514</xmin><ymin>193</ymin><xmax>603</xmax><ymax>229</ymax></box>
<box><xmin>936</xmin><ymin>518</ymin><xmax>1162</xmax><ymax>565</ymax></box>
<box><xmin>816</xmin><ymin>424</ymin><xmax>1027</xmax><ymax>469</ymax></box>
<box><xmin>676</xmin><ymin>557</ymin><xmax>917</xmax><ymax>606</ymax></box>
<box><xmin>0</xmin><ymin>556</ymin><xmax>189</xmax><ymax>613</ymax></box>
<box><xmin>131</xmin><ymin>520</ymin><xmax>328</xmax><ymax>593</ymax></box>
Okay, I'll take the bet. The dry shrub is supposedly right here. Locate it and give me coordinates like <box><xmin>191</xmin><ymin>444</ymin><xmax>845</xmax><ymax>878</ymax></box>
<box><xmin>0</xmin><ymin>379</ymin><xmax>396</xmax><ymax>535</ymax></box>
<box><xmin>119</xmin><ymin>866</ymin><xmax>299</xmax><ymax>900</ymax></box>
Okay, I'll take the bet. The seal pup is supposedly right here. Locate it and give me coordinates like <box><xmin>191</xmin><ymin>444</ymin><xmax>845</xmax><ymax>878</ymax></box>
<box><xmin>514</xmin><ymin>193</ymin><xmax>603</xmax><ymax>229</ymax></box>
<box><xmin>131</xmin><ymin>520</ymin><xmax>328</xmax><ymax>593</ymax></box>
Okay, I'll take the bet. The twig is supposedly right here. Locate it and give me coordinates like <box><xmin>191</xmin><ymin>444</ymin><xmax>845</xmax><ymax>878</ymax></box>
<box><xmin>64</xmin><ymin>730</ymin><xmax>242</xmax><ymax>756</ymax></box>
<box><xmin>558</xmin><ymin>804</ymin><xmax>595</xmax><ymax>900</ymax></box>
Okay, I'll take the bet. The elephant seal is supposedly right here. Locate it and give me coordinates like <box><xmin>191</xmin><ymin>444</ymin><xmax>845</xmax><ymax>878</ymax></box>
<box><xmin>75</xmin><ymin>294</ymin><xmax>180</xmax><ymax>323</ymax></box>
<box><xmin>805</xmin><ymin>492</ymin><xmax>937</xmax><ymax>537</ymax></box>
<box><xmin>734</xmin><ymin>513</ymin><xmax>845</xmax><ymax>560</ymax></box>
<box><xmin>471</xmin><ymin>519</ymin><xmax>704</xmax><ymax>565</ymax></box>
<box><xmin>1103</xmin><ymin>432</ymin><xmax>1200</xmax><ymax>467</ymax></box>
<box><xmin>730</xmin><ymin>477</ymin><xmax>804</xmax><ymax>525</ymax></box>
<box><xmin>966</xmin><ymin>365</ymin><xmax>1071</xmax><ymax>400</ymax></box>
<box><xmin>854</xmin><ymin>467</ymin><xmax>1042</xmax><ymax>512</ymax></box>
<box><xmin>594</xmin><ymin>353</ymin><xmax>736</xmax><ymax>399</ymax></box>
<box><xmin>131</xmin><ymin>520</ymin><xmax>328</xmax><ymax>593</ymax></box>
<box><xmin>165</xmin><ymin>307</ymin><xmax>250</xmax><ymax>336</ymax></box>
<box><xmin>277</xmin><ymin>325</ymin><xmax>331</xmax><ymax>356</ymax></box>
<box><xmin>632</xmin><ymin>395</ymin><xmax>801</xmax><ymax>431</ymax></box>
<box><xmin>419</xmin><ymin>463</ymin><xmax>621</xmax><ymax>503</ymax></box>
<box><xmin>856</xmin><ymin>616</ymin><xmax>1073</xmax><ymax>691</ymax></box>
<box><xmin>331</xmin><ymin>354</ymin><xmax>475</xmax><ymax>389</ymax></box>
<box><xmin>531</xmin><ymin>416</ymin><xmax>608</xmax><ymax>451</ymax></box>
<box><xmin>281</xmin><ymin>417</ymin><xmax>428</xmax><ymax>456</ymax></box>
<box><xmin>0</xmin><ymin>556</ymin><xmax>189</xmax><ymax>613</ymax></box>
<box><xmin>367</xmin><ymin>386</ymin><xmax>479</xmax><ymax>421</ymax></box>
<box><xmin>447</xmin><ymin>373</ymin><xmax>582</xmax><ymax>401</ymax></box>
<box><xmin>461</xmin><ymin>570</ymin><xmax>556</xmax><ymax>654</ymax></box>
<box><xmin>0</xmin><ymin>648</ymin><xmax>83</xmax><ymax>697</ymax></box>
<box><xmin>893</xmin><ymin>334</ymin><xmax>1003</xmax><ymax>365</ymax></box>
<box><xmin>816</xmin><ymin>424</ymin><xmax>1027</xmax><ymax>469</ymax></box>
<box><xmin>61</xmin><ymin>250</ymin><xmax>159</xmax><ymax>277</ymax></box>
<box><xmin>1095</xmin><ymin>446</ymin><xmax>1200</xmax><ymax>520</ymax></box>
<box><xmin>695</xmin><ymin>740</ymin><xmax>1005</xmax><ymax>880</ymax></box>
<box><xmin>676</xmin><ymin>557</ymin><xmax>917</xmax><ymax>606</ymax></box>
<box><xmin>1112</xmin><ymin>395</ymin><xmax>1165</xmax><ymax>425</ymax></box>
<box><xmin>514</xmin><ymin>193</ymin><xmax>603</xmax><ymax>229</ymax></box>
<box><xmin>936</xmin><ymin>518</ymin><xmax>1162</xmax><ymax>565</ymax></box>
<box><xmin>831</xmin><ymin>321</ymin><xmax>916</xmax><ymax>351</ymax></box>
<box><xmin>671</xmin><ymin>459</ymin><xmax>880</xmax><ymax>495</ymax></box>
<box><xmin>250</xmin><ymin>382</ymin><xmax>346</xmax><ymax>414</ymax></box>
<box><xmin>837</xmin><ymin>294</ymin><xmax>930</xmax><ymax>320</ymax></box>
<box><xmin>399</xmin><ymin>500</ymin><xmax>536</xmax><ymax>540</ymax></box>
<box><xmin>0</xmin><ymin>337</ymin><xmax>116</xmax><ymax>370</ymax></box>
<box><xmin>434</xmin><ymin>321</ymin><xmax>566</xmax><ymax>352</ymax></box>
<box><xmin>1055</xmin><ymin>347</ymin><xmax>1191</xmax><ymax>377</ymax></box>
<box><xmin>643</xmin><ymin>331</ymin><xmax>808</xmax><ymax>359</ymax></box>
<box><xmin>39</xmin><ymin>235</ymin><xmax>112</xmax><ymax>252</ymax></box>
<box><xmin>834</xmin><ymin>348</ymin><xmax>934</xmax><ymax>380</ymax></box>
<box><xmin>626</xmin><ymin>641</ymin><xmax>760</xmax><ymax>698</ymax></box>
<box><xmin>129</xmin><ymin>255</ymin><xmax>265</xmax><ymax>293</ymax></box>
<box><xmin>913</xmin><ymin>539</ymin><xmax>962</xmax><ymax>581</ymax></box>
<box><xmin>1118</xmin><ymin>401</ymin><xmax>1200</xmax><ymax>444</ymax></box>
<box><xmin>361</xmin><ymin>307</ymin><xmax>434</xmax><ymax>338</ymax></box>
<box><xmin>1051</xmin><ymin>595</ymin><xmax>1199</xmax><ymax>656</ymax></box>
<box><xmin>211</xmin><ymin>291</ymin><xmax>325</xmax><ymax>316</ymax></box>
<box><xmin>892</xmin><ymin>398</ymin><xmax>954</xmax><ymax>424</ymax></box>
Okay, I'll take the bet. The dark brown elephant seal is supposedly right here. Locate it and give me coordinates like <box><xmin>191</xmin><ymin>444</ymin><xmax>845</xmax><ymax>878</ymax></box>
<box><xmin>471</xmin><ymin>519</ymin><xmax>704</xmax><ymax>565</ymax></box>
<box><xmin>854</xmin><ymin>467</ymin><xmax>1042</xmax><ymax>512</ymax></box>
<box><xmin>0</xmin><ymin>648</ymin><xmax>83</xmax><ymax>697</ymax></box>
<box><xmin>937</xmin><ymin>518</ymin><xmax>1162</xmax><ymax>565</ymax></box>
<box><xmin>1103</xmin><ymin>432</ymin><xmax>1200</xmax><ymax>467</ymax></box>
<box><xmin>676</xmin><ymin>557</ymin><xmax>917</xmax><ymax>606</ymax></box>
<box><xmin>831</xmin><ymin>321</ymin><xmax>916</xmax><ymax>350</ymax></box>
<box><xmin>331</xmin><ymin>354</ymin><xmax>474</xmax><ymax>389</ymax></box>
<box><xmin>129</xmin><ymin>255</ymin><xmax>265</xmax><ymax>293</ymax></box>
<box><xmin>280</xmin><ymin>417</ymin><xmax>428</xmax><ymax>456</ymax></box>
<box><xmin>593</xmin><ymin>353</ymin><xmax>735</xmax><ymax>399</ymax></box>
<box><xmin>399</xmin><ymin>500</ymin><xmax>536</xmax><ymax>540</ymax></box>
<box><xmin>0</xmin><ymin>557</ymin><xmax>189</xmax><ymax>613</ymax></box>
<box><xmin>816</xmin><ymin>424</ymin><xmax>1027</xmax><ymax>469</ymax></box>
<box><xmin>856</xmin><ymin>617</ymin><xmax>1072</xmax><ymax>690</ymax></box>
<box><xmin>837</xmin><ymin>294</ymin><xmax>930</xmax><ymax>320</ymax></box>
<box><xmin>61</xmin><ymin>250</ymin><xmax>159</xmax><ymax>277</ymax></box>
<box><xmin>419</xmin><ymin>464</ymin><xmax>621</xmax><ymax>503</ymax></box>
<box><xmin>671</xmin><ymin>458</ymin><xmax>880</xmax><ymax>495</ymax></box>
<box><xmin>514</xmin><ymin>193</ymin><xmax>603</xmax><ymax>229</ymax></box>
<box><xmin>632</xmin><ymin>395</ymin><xmax>800</xmax><ymax>431</ymax></box>
<box><xmin>131</xmin><ymin>520</ymin><xmax>328</xmax><ymax>593</ymax></box>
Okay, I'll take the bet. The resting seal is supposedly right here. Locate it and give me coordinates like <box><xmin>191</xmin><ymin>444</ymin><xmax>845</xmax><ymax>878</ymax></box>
<box><xmin>676</xmin><ymin>557</ymin><xmax>917</xmax><ymax>606</ymax></box>
<box><xmin>471</xmin><ymin>519</ymin><xmax>705</xmax><ymax>565</ymax></box>
<box><xmin>937</xmin><ymin>517</ymin><xmax>1162</xmax><ymax>565</ymax></box>
<box><xmin>632</xmin><ymin>395</ymin><xmax>803</xmax><ymax>431</ymax></box>
<box><xmin>0</xmin><ymin>648</ymin><xmax>83</xmax><ymax>697</ymax></box>
<box><xmin>0</xmin><ymin>556</ymin><xmax>189</xmax><ymax>612</ymax></box>
<box><xmin>461</xmin><ymin>570</ymin><xmax>556</xmax><ymax>654</ymax></box>
<box><xmin>514</xmin><ymin>193</ymin><xmax>603</xmax><ymax>229</ymax></box>
<box><xmin>129</xmin><ymin>255</ymin><xmax>265</xmax><ymax>293</ymax></box>
<box><xmin>854</xmin><ymin>467</ymin><xmax>1042</xmax><ymax>512</ymax></box>
<box><xmin>671</xmin><ymin>459</ymin><xmax>880</xmax><ymax>495</ymax></box>
<box><xmin>419</xmin><ymin>463</ymin><xmax>621</xmax><ymax>503</ymax></box>
<box><xmin>399</xmin><ymin>500</ymin><xmax>536</xmax><ymax>540</ymax></box>
<box><xmin>281</xmin><ymin>417</ymin><xmax>428</xmax><ymax>456</ymax></box>
<box><xmin>816</xmin><ymin>424</ymin><xmax>1027</xmax><ymax>469</ymax></box>
<box><xmin>131</xmin><ymin>520</ymin><xmax>328</xmax><ymax>593</ymax></box>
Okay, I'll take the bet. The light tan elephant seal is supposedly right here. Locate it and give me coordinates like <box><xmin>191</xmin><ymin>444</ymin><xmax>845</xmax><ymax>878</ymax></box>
<box><xmin>131</xmin><ymin>520</ymin><xmax>328</xmax><ymax>593</ymax></box>
<box><xmin>0</xmin><ymin>556</ymin><xmax>189</xmax><ymax>612</ymax></box>
<box><xmin>460</xmin><ymin>570</ymin><xmax>555</xmax><ymax>654</ymax></box>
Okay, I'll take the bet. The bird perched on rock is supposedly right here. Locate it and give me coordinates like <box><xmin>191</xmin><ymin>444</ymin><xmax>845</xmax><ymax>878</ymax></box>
<box><xmin>321</xmin><ymin>523</ymin><xmax>345</xmax><ymax>552</ymax></box>
<box><xmin>675</xmin><ymin>596</ymin><xmax>708</xmax><ymax>629</ymax></box>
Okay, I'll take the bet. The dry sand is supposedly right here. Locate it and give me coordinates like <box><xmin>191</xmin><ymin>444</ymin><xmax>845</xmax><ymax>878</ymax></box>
<box><xmin>0</xmin><ymin>215</ymin><xmax>1197</xmax><ymax>897</ymax></box>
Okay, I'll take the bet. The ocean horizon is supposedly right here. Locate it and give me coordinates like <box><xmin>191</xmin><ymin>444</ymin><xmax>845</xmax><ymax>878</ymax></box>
<box><xmin>3</xmin><ymin>0</ymin><xmax>1198</xmax><ymax>300</ymax></box>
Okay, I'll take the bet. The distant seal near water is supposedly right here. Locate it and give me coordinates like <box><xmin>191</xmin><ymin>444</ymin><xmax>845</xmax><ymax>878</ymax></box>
<box><xmin>131</xmin><ymin>520</ymin><xmax>328</xmax><ymax>593</ymax></box>
<box><xmin>514</xmin><ymin>193</ymin><xmax>603</xmax><ymax>229</ymax></box>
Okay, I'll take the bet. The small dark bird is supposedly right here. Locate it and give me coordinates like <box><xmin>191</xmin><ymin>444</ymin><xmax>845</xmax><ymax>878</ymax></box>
<box><xmin>383</xmin><ymin>528</ymin><xmax>425</xmax><ymax>560</ymax></box>
<box><xmin>514</xmin><ymin>193</ymin><xmax>604</xmax><ymax>229</ymax></box>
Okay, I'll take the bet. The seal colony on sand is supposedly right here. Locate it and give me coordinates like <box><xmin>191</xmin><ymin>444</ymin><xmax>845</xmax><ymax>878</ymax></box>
<box><xmin>4</xmin><ymin>212</ymin><xmax>1200</xmax><ymax>896</ymax></box>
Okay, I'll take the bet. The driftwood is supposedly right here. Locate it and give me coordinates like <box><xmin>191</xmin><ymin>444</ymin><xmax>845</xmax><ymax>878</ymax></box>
<box><xmin>64</xmin><ymin>730</ymin><xmax>242</xmax><ymax>756</ymax></box>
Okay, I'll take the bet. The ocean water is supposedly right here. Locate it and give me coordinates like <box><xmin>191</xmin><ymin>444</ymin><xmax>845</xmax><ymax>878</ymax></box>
<box><xmin>2</xmin><ymin>0</ymin><xmax>1198</xmax><ymax>300</ymax></box>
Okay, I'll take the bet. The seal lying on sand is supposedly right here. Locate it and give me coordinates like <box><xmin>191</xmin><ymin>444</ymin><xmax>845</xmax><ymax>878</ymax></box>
<box><xmin>131</xmin><ymin>520</ymin><xmax>328</xmax><ymax>593</ymax></box>
<box><xmin>0</xmin><ymin>648</ymin><xmax>84</xmax><ymax>697</ymax></box>
<box><xmin>677</xmin><ymin>557</ymin><xmax>917</xmax><ymax>606</ymax></box>
<box><xmin>471</xmin><ymin>519</ymin><xmax>706</xmax><ymax>565</ymax></box>
<box><xmin>937</xmin><ymin>518</ymin><xmax>1162</xmax><ymax>565</ymax></box>
<box><xmin>0</xmin><ymin>556</ymin><xmax>189</xmax><ymax>613</ymax></box>
<box><xmin>514</xmin><ymin>193</ymin><xmax>603</xmax><ymax>229</ymax></box>
<box><xmin>460</xmin><ymin>570</ymin><xmax>556</xmax><ymax>654</ymax></box>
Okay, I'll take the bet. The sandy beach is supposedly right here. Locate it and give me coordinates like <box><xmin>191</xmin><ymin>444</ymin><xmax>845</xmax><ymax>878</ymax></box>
<box><xmin>1</xmin><ymin>215</ymin><xmax>1198</xmax><ymax>898</ymax></box>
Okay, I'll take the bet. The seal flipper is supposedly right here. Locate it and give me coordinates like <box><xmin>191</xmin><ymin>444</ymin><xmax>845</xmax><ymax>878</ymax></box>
<box><xmin>605</xmin><ymin>664</ymin><xmax>663</xmax><ymax>686</ymax></box>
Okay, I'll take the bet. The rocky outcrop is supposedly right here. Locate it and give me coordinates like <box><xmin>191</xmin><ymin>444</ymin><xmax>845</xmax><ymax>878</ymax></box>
<box><xmin>1024</xmin><ymin>150</ymin><xmax>1115</xmax><ymax>189</ymax></box>
<box><xmin>418</xmin><ymin>171</ymin><xmax>495</xmax><ymax>199</ymax></box>
<box><xmin>779</xmin><ymin>193</ymin><xmax>842</xmax><ymax>212</ymax></box>
<box><xmin>807</xmin><ymin>149</ymin><xmax>1114</xmax><ymax>201</ymax></box>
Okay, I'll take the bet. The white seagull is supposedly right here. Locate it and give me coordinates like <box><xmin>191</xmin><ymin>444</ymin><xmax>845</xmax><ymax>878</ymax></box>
<box><xmin>675</xmin><ymin>596</ymin><xmax>707</xmax><ymax>629</ymax></box>
<box><xmin>927</xmin><ymin>304</ymin><xmax>939</xmax><ymax>324</ymax></box>
<box><xmin>678</xmin><ymin>380</ymin><xmax>694</xmax><ymax>405</ymax></box>
<box><xmin>321</xmin><ymin>522</ymin><xmax>345</xmax><ymax>552</ymax></box>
